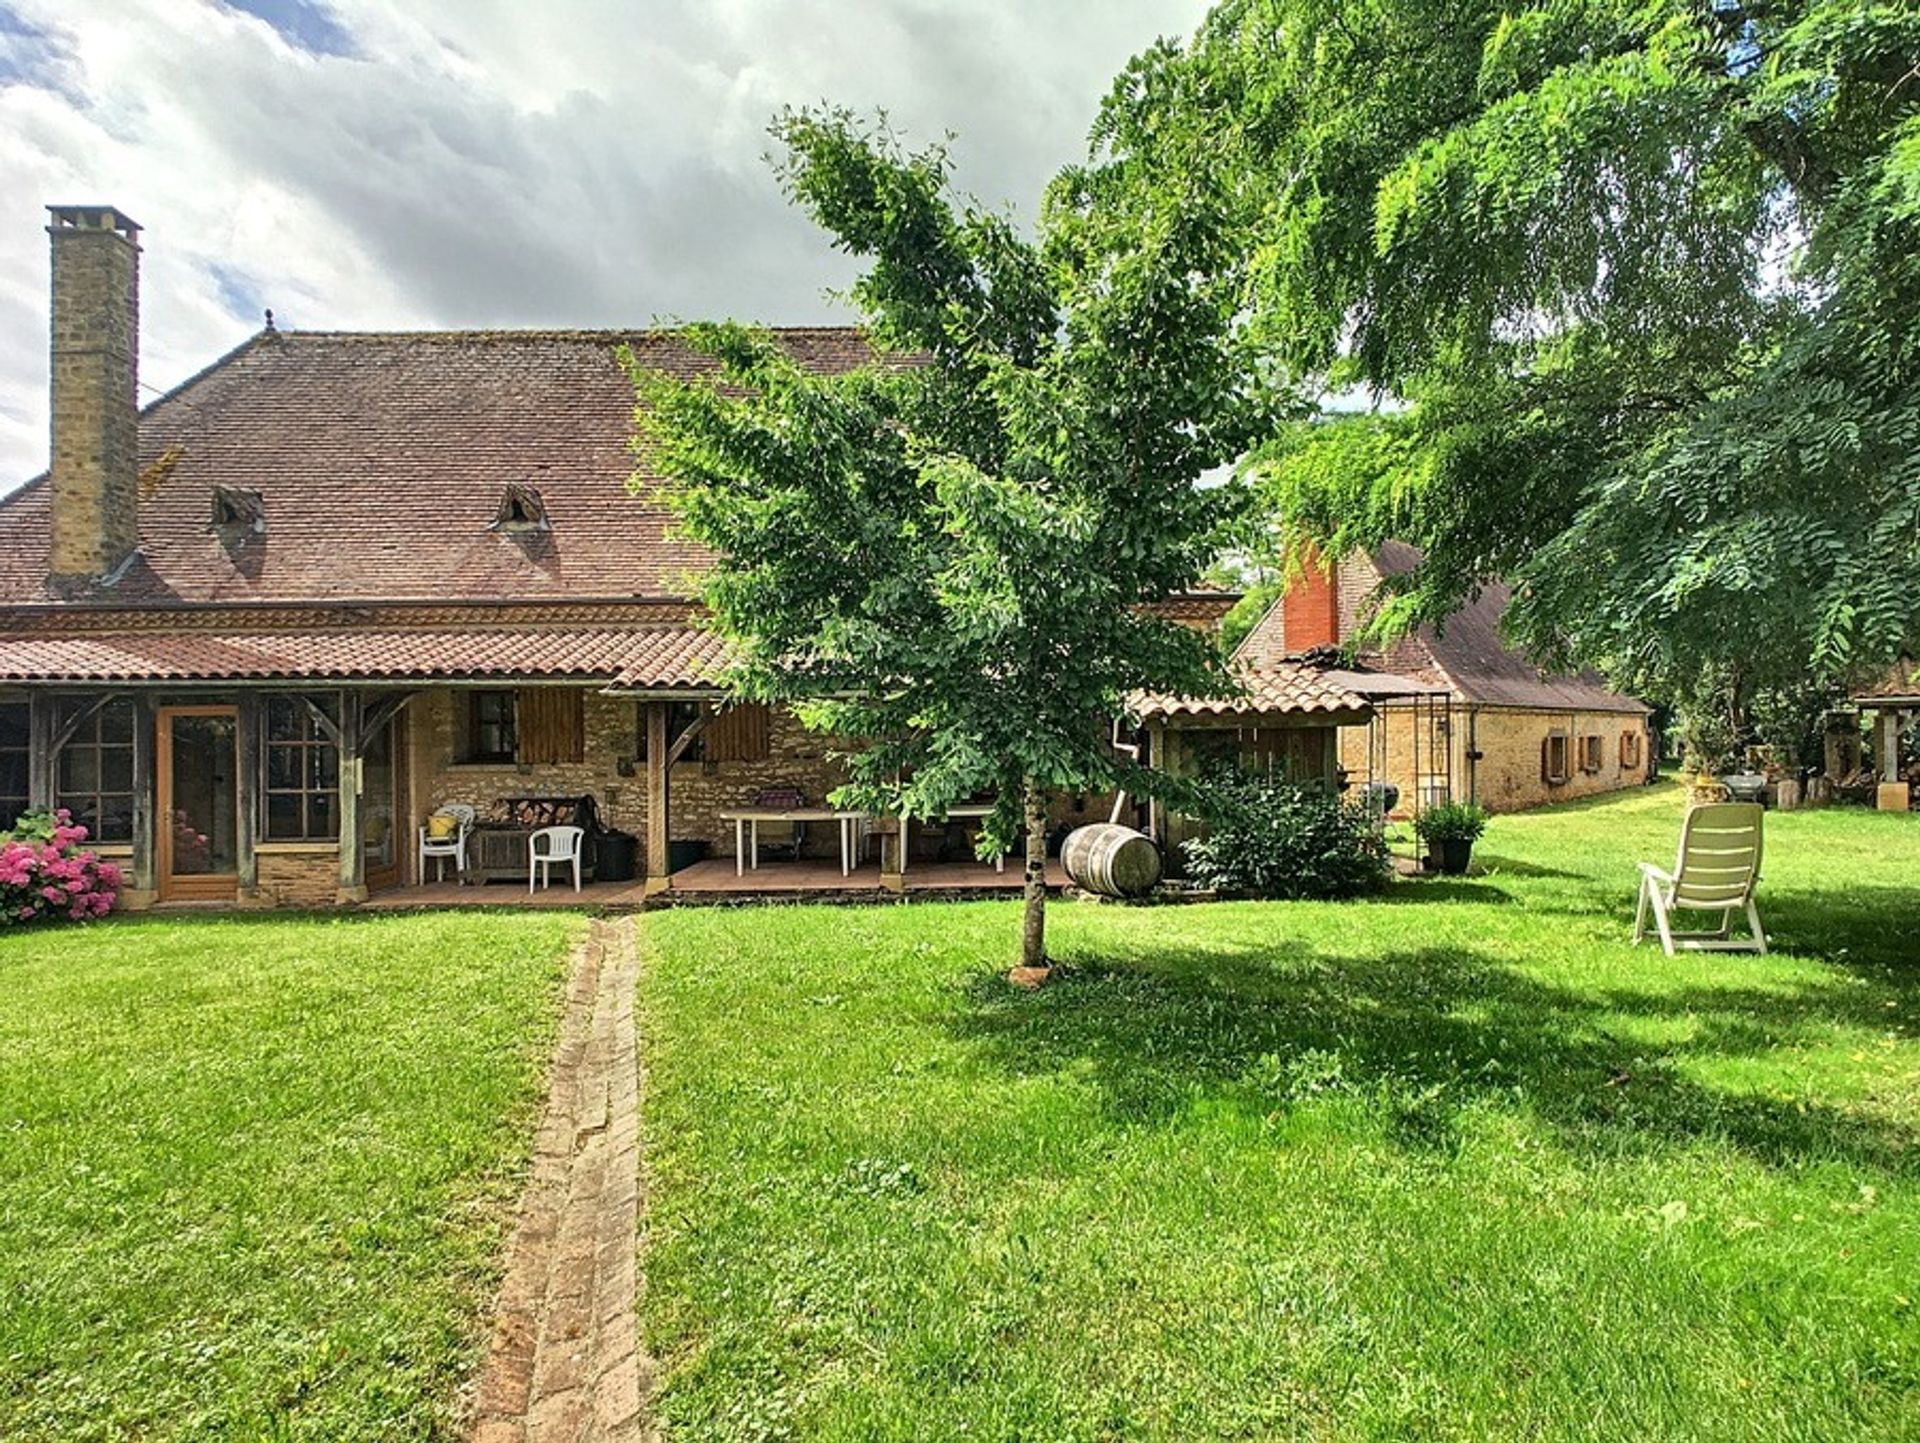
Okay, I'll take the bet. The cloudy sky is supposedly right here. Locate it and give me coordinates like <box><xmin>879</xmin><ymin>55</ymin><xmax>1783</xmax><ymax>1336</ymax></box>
<box><xmin>0</xmin><ymin>0</ymin><xmax>1208</xmax><ymax>490</ymax></box>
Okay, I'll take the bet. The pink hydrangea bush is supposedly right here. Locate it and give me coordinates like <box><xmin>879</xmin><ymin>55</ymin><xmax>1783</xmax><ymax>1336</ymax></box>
<box><xmin>0</xmin><ymin>809</ymin><xmax>121</xmax><ymax>924</ymax></box>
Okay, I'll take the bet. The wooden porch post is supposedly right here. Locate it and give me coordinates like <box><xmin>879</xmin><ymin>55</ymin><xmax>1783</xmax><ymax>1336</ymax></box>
<box><xmin>1147</xmin><ymin>719</ymin><xmax>1169</xmax><ymax>847</ymax></box>
<box><xmin>644</xmin><ymin>700</ymin><xmax>670</xmax><ymax>895</ymax></box>
<box><xmin>125</xmin><ymin>694</ymin><xmax>157</xmax><ymax>909</ymax></box>
<box><xmin>27</xmin><ymin>692</ymin><xmax>56</xmax><ymax>812</ymax></box>
<box><xmin>235</xmin><ymin>694</ymin><xmax>261</xmax><ymax>903</ymax></box>
<box><xmin>336</xmin><ymin>690</ymin><xmax>366</xmax><ymax>904</ymax></box>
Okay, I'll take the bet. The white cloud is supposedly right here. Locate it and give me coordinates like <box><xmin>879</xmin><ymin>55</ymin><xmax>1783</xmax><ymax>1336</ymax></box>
<box><xmin>0</xmin><ymin>0</ymin><xmax>1207</xmax><ymax>488</ymax></box>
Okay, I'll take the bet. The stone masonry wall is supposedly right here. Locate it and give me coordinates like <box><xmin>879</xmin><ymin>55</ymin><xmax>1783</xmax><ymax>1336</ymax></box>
<box><xmin>253</xmin><ymin>848</ymin><xmax>338</xmax><ymax>908</ymax></box>
<box><xmin>405</xmin><ymin>689</ymin><xmax>852</xmax><ymax>862</ymax></box>
<box><xmin>1339</xmin><ymin>705</ymin><xmax>1649</xmax><ymax>814</ymax></box>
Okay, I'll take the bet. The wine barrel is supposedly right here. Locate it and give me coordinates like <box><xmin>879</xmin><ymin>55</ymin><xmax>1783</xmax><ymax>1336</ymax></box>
<box><xmin>1061</xmin><ymin>823</ymin><xmax>1161</xmax><ymax>898</ymax></box>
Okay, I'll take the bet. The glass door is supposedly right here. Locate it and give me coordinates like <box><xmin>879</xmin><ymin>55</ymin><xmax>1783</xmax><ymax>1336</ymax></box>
<box><xmin>158</xmin><ymin>706</ymin><xmax>239</xmax><ymax>901</ymax></box>
<box><xmin>362</xmin><ymin>715</ymin><xmax>403</xmax><ymax>892</ymax></box>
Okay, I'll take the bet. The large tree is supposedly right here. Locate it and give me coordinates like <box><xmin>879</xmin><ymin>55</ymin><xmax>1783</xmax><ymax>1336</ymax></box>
<box><xmin>1089</xmin><ymin>0</ymin><xmax>1920</xmax><ymax>727</ymax></box>
<box><xmin>632</xmin><ymin>110</ymin><xmax>1276</xmax><ymax>969</ymax></box>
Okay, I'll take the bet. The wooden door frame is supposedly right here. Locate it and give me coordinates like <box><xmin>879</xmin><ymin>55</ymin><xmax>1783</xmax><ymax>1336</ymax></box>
<box><xmin>363</xmin><ymin>711</ymin><xmax>407</xmax><ymax>894</ymax></box>
<box><xmin>156</xmin><ymin>704</ymin><xmax>241</xmax><ymax>902</ymax></box>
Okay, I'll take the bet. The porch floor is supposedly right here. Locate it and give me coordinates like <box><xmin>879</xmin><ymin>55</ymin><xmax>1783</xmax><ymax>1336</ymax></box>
<box><xmin>362</xmin><ymin>857</ymin><xmax>1068</xmax><ymax>909</ymax></box>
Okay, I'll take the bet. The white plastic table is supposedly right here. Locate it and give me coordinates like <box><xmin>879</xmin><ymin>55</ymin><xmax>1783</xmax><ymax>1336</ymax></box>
<box><xmin>717</xmin><ymin>807</ymin><xmax>869</xmax><ymax>877</ymax></box>
<box><xmin>895</xmin><ymin>803</ymin><xmax>1005</xmax><ymax>875</ymax></box>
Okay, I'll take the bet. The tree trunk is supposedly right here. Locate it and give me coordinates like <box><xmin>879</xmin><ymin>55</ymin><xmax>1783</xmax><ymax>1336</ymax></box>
<box><xmin>1019</xmin><ymin>780</ymin><xmax>1048</xmax><ymax>970</ymax></box>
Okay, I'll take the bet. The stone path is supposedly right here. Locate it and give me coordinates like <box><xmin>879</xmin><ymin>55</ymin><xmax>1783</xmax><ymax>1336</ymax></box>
<box><xmin>472</xmin><ymin>917</ymin><xmax>650</xmax><ymax>1442</ymax></box>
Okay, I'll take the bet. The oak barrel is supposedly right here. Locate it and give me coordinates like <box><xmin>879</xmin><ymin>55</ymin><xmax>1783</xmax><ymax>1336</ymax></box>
<box><xmin>1061</xmin><ymin>823</ymin><xmax>1161</xmax><ymax>898</ymax></box>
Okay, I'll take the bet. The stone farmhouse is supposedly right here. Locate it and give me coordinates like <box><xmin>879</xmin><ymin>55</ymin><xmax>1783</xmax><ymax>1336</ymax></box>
<box><xmin>0</xmin><ymin>208</ymin><xmax>1643</xmax><ymax>909</ymax></box>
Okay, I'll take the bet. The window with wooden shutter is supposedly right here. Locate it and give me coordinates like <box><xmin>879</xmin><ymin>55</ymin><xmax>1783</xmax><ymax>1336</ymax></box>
<box><xmin>463</xmin><ymin>690</ymin><xmax>517</xmax><ymax>763</ymax></box>
<box><xmin>1541</xmin><ymin>732</ymin><xmax>1570</xmax><ymax>785</ymax></box>
<box><xmin>704</xmin><ymin>702</ymin><xmax>771</xmax><ymax>763</ymax></box>
<box><xmin>1620</xmin><ymin>730</ymin><xmax>1643</xmax><ymax>770</ymax></box>
<box><xmin>516</xmin><ymin>688</ymin><xmax>584</xmax><ymax>765</ymax></box>
<box><xmin>1578</xmin><ymin>734</ymin><xmax>1604</xmax><ymax>773</ymax></box>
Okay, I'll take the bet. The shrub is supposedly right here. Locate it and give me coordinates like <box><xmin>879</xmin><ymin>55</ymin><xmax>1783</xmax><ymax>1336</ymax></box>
<box><xmin>1182</xmin><ymin>773</ymin><xmax>1390</xmax><ymax>900</ymax></box>
<box><xmin>1413</xmin><ymin>801</ymin><xmax>1490</xmax><ymax>845</ymax></box>
<box><xmin>0</xmin><ymin>810</ymin><xmax>122</xmax><ymax>925</ymax></box>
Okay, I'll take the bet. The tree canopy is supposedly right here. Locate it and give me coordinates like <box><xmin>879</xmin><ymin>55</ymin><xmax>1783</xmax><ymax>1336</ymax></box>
<box><xmin>1090</xmin><ymin>0</ymin><xmax>1920</xmax><ymax>725</ymax></box>
<box><xmin>630</xmin><ymin>109</ymin><xmax>1279</xmax><ymax>965</ymax></box>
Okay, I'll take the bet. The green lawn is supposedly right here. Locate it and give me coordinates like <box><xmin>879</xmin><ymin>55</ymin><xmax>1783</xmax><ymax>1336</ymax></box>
<box><xmin>0</xmin><ymin>910</ymin><xmax>583</xmax><ymax>1442</ymax></box>
<box><xmin>641</xmin><ymin>783</ymin><xmax>1920</xmax><ymax>1441</ymax></box>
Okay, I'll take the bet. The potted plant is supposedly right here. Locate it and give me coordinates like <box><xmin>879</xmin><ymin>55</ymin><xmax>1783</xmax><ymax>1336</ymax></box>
<box><xmin>1414</xmin><ymin>801</ymin><xmax>1490</xmax><ymax>876</ymax></box>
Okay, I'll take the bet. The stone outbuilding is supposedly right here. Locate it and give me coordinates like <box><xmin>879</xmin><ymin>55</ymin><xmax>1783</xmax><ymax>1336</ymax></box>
<box><xmin>1236</xmin><ymin>544</ymin><xmax>1653</xmax><ymax>813</ymax></box>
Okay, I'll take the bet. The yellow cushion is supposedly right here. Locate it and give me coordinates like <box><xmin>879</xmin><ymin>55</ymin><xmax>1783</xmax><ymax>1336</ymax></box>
<box><xmin>427</xmin><ymin>813</ymin><xmax>460</xmax><ymax>840</ymax></box>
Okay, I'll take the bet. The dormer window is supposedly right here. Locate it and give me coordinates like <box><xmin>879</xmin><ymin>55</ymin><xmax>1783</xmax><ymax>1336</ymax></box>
<box><xmin>209</xmin><ymin>485</ymin><xmax>265</xmax><ymax>535</ymax></box>
<box><xmin>492</xmin><ymin>482</ymin><xmax>550</xmax><ymax>533</ymax></box>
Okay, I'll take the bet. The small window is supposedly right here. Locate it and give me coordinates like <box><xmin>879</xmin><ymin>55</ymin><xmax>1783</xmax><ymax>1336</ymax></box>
<box><xmin>464</xmin><ymin>690</ymin><xmax>518</xmax><ymax>763</ymax></box>
<box><xmin>0</xmin><ymin>702</ymin><xmax>27</xmax><ymax>831</ymax></box>
<box><xmin>491</xmin><ymin>482</ymin><xmax>550</xmax><ymax>533</ymax></box>
<box><xmin>1578</xmin><ymin>734</ymin><xmax>1604</xmax><ymax>774</ymax></box>
<box><xmin>210</xmin><ymin>485</ymin><xmax>265</xmax><ymax>534</ymax></box>
<box><xmin>263</xmin><ymin>695</ymin><xmax>339</xmax><ymax>841</ymax></box>
<box><xmin>1541</xmin><ymin>732</ymin><xmax>1571</xmax><ymax>786</ymax></box>
<box><xmin>637</xmin><ymin>700</ymin><xmax>706</xmax><ymax>763</ymax></box>
<box><xmin>1620</xmin><ymin>730</ymin><xmax>1644</xmax><ymax>771</ymax></box>
<box><xmin>56</xmin><ymin>698</ymin><xmax>135</xmax><ymax>843</ymax></box>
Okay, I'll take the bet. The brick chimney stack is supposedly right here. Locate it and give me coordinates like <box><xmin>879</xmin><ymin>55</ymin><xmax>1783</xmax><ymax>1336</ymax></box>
<box><xmin>1282</xmin><ymin>543</ymin><xmax>1341</xmax><ymax>652</ymax></box>
<box><xmin>47</xmin><ymin>204</ymin><xmax>141</xmax><ymax>585</ymax></box>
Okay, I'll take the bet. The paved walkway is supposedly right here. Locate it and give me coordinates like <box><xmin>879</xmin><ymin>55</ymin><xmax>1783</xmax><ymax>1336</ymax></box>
<box><xmin>472</xmin><ymin>917</ymin><xmax>649</xmax><ymax>1442</ymax></box>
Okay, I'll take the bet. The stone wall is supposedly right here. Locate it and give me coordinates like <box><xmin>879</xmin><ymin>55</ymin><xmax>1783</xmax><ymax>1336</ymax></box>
<box><xmin>664</xmin><ymin>705</ymin><xmax>850</xmax><ymax>861</ymax></box>
<box><xmin>408</xmin><ymin>689</ymin><xmax>649</xmax><ymax>835</ymax></box>
<box><xmin>252</xmin><ymin>847</ymin><xmax>337</xmax><ymax>908</ymax></box>
<box><xmin>404</xmin><ymin>689</ymin><xmax>852</xmax><ymax>863</ymax></box>
<box><xmin>1340</xmin><ymin>704</ymin><xmax>1650</xmax><ymax>814</ymax></box>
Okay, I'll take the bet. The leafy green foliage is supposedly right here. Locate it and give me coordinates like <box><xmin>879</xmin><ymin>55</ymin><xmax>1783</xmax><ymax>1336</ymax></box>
<box><xmin>1181</xmin><ymin>772</ymin><xmax>1390</xmax><ymax>898</ymax></box>
<box><xmin>1412</xmin><ymin>799</ymin><xmax>1490</xmax><ymax>844</ymax></box>
<box><xmin>1090</xmin><ymin>0</ymin><xmax>1920</xmax><ymax>717</ymax></box>
<box><xmin>632</xmin><ymin>109</ymin><xmax>1284</xmax><ymax>963</ymax></box>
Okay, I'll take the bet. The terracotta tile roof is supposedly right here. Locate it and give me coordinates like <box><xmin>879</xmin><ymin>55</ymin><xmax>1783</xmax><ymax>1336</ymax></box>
<box><xmin>1132</xmin><ymin>660</ymin><xmax>1378</xmax><ymax>720</ymax></box>
<box><xmin>1853</xmin><ymin>658</ymin><xmax>1919</xmax><ymax>705</ymax></box>
<box><xmin>0</xmin><ymin>327</ymin><xmax>877</xmax><ymax>608</ymax></box>
<box><xmin>0</xmin><ymin>624</ymin><xmax>729</xmax><ymax>687</ymax></box>
<box><xmin>1147</xmin><ymin>591</ymin><xmax>1241</xmax><ymax>629</ymax></box>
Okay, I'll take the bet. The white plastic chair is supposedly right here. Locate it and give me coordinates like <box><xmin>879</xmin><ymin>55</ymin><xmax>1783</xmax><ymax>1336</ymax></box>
<box><xmin>417</xmin><ymin>803</ymin><xmax>475</xmax><ymax>885</ymax></box>
<box><xmin>1633</xmin><ymin>802</ymin><xmax>1767</xmax><ymax>955</ymax></box>
<box><xmin>529</xmin><ymin>825</ymin><xmax>585</xmax><ymax>894</ymax></box>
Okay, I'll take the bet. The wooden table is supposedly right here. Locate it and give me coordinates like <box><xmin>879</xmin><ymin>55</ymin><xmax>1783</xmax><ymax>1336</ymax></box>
<box><xmin>717</xmin><ymin>807</ymin><xmax>870</xmax><ymax>877</ymax></box>
<box><xmin>896</xmin><ymin>803</ymin><xmax>1006</xmax><ymax>875</ymax></box>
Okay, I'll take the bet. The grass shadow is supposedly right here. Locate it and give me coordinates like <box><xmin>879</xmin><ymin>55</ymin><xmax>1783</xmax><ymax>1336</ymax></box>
<box><xmin>1372</xmin><ymin>878</ymin><xmax>1521</xmax><ymax>905</ymax></box>
<box><xmin>1467</xmin><ymin>853</ymin><xmax>1589</xmax><ymax>880</ymax></box>
<box><xmin>952</xmin><ymin>936</ymin><xmax>1920</xmax><ymax>1176</ymax></box>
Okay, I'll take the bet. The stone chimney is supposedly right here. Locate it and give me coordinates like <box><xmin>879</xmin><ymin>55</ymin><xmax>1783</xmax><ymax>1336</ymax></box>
<box><xmin>47</xmin><ymin>204</ymin><xmax>141</xmax><ymax>585</ymax></box>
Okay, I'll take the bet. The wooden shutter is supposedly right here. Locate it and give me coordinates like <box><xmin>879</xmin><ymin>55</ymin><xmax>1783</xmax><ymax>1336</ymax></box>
<box><xmin>1541</xmin><ymin>734</ymin><xmax>1569</xmax><ymax>785</ymax></box>
<box><xmin>704</xmin><ymin>703</ymin><xmax>770</xmax><ymax>763</ymax></box>
<box><xmin>516</xmin><ymin>688</ymin><xmax>584</xmax><ymax>765</ymax></box>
